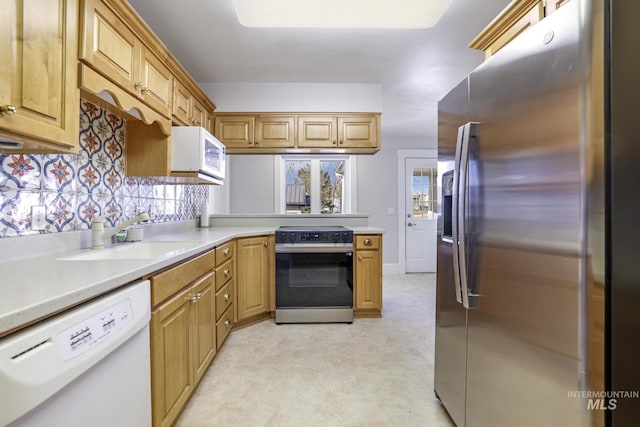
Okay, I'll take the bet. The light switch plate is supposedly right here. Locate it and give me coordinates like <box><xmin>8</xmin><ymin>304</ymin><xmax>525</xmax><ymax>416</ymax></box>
<box><xmin>31</xmin><ymin>205</ymin><xmax>46</xmax><ymax>230</ymax></box>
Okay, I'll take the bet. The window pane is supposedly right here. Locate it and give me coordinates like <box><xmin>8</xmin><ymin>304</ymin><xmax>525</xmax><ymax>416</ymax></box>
<box><xmin>320</xmin><ymin>160</ymin><xmax>345</xmax><ymax>214</ymax></box>
<box><xmin>412</xmin><ymin>167</ymin><xmax>438</xmax><ymax>219</ymax></box>
<box><xmin>285</xmin><ymin>160</ymin><xmax>311</xmax><ymax>214</ymax></box>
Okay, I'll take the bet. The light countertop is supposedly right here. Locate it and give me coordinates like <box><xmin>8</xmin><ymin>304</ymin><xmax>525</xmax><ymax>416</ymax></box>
<box><xmin>0</xmin><ymin>225</ymin><xmax>383</xmax><ymax>337</ymax></box>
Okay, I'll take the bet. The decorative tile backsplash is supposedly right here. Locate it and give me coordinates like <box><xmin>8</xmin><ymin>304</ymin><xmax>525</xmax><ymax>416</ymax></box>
<box><xmin>0</xmin><ymin>99</ymin><xmax>209</xmax><ymax>238</ymax></box>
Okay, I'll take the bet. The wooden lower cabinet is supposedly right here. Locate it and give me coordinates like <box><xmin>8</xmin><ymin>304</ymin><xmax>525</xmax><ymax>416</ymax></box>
<box><xmin>235</xmin><ymin>235</ymin><xmax>274</xmax><ymax>324</ymax></box>
<box><xmin>354</xmin><ymin>234</ymin><xmax>383</xmax><ymax>316</ymax></box>
<box><xmin>150</xmin><ymin>264</ymin><xmax>216</xmax><ymax>427</ymax></box>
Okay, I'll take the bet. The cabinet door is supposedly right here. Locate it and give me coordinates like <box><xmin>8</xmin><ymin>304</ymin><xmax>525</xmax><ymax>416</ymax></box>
<box><xmin>355</xmin><ymin>238</ymin><xmax>382</xmax><ymax>313</ymax></box>
<box><xmin>191</xmin><ymin>272</ymin><xmax>216</xmax><ymax>385</ymax></box>
<box><xmin>255</xmin><ymin>115</ymin><xmax>295</xmax><ymax>148</ymax></box>
<box><xmin>0</xmin><ymin>0</ymin><xmax>79</xmax><ymax>152</ymax></box>
<box><xmin>172</xmin><ymin>79</ymin><xmax>191</xmax><ymax>125</ymax></box>
<box><xmin>80</xmin><ymin>0</ymin><xmax>140</xmax><ymax>94</ymax></box>
<box><xmin>191</xmin><ymin>97</ymin><xmax>206</xmax><ymax>127</ymax></box>
<box><xmin>140</xmin><ymin>47</ymin><xmax>172</xmax><ymax>118</ymax></box>
<box><xmin>214</xmin><ymin>115</ymin><xmax>255</xmax><ymax>148</ymax></box>
<box><xmin>338</xmin><ymin>115</ymin><xmax>378</xmax><ymax>149</ymax></box>
<box><xmin>151</xmin><ymin>287</ymin><xmax>193</xmax><ymax>427</ymax></box>
<box><xmin>297</xmin><ymin>116</ymin><xmax>338</xmax><ymax>148</ymax></box>
<box><xmin>236</xmin><ymin>236</ymin><xmax>270</xmax><ymax>321</ymax></box>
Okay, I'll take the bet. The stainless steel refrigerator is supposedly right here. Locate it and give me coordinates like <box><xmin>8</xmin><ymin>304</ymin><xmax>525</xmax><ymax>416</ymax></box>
<box><xmin>435</xmin><ymin>0</ymin><xmax>640</xmax><ymax>426</ymax></box>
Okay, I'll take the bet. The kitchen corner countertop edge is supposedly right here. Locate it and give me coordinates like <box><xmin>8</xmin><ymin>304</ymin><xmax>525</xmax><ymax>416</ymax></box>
<box><xmin>0</xmin><ymin>226</ymin><xmax>383</xmax><ymax>337</ymax></box>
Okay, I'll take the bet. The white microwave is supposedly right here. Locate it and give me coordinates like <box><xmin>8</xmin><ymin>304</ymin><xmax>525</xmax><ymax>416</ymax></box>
<box><xmin>171</xmin><ymin>126</ymin><xmax>226</xmax><ymax>184</ymax></box>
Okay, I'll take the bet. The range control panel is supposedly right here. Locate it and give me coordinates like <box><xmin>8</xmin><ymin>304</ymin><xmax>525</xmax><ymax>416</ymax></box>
<box><xmin>276</xmin><ymin>227</ymin><xmax>353</xmax><ymax>244</ymax></box>
<box><xmin>57</xmin><ymin>298</ymin><xmax>133</xmax><ymax>361</ymax></box>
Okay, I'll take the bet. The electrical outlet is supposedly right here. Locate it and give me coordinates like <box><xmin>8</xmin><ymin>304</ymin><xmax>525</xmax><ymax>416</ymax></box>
<box><xmin>31</xmin><ymin>205</ymin><xmax>46</xmax><ymax>231</ymax></box>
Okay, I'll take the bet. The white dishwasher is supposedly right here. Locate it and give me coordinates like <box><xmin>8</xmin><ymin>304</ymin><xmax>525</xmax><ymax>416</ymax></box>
<box><xmin>0</xmin><ymin>280</ymin><xmax>151</xmax><ymax>427</ymax></box>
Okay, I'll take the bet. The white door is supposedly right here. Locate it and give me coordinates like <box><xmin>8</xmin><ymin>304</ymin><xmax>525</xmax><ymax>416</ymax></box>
<box><xmin>405</xmin><ymin>158</ymin><xmax>438</xmax><ymax>272</ymax></box>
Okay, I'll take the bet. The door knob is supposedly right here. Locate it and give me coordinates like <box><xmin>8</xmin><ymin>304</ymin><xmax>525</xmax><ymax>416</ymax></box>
<box><xmin>408</xmin><ymin>222</ymin><xmax>415</xmax><ymax>227</ymax></box>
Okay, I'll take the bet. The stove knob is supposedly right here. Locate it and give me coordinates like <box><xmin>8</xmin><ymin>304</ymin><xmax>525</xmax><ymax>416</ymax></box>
<box><xmin>278</xmin><ymin>232</ymin><xmax>286</xmax><ymax>243</ymax></box>
<box><xmin>342</xmin><ymin>232</ymin><xmax>351</xmax><ymax>242</ymax></box>
<box><xmin>332</xmin><ymin>232</ymin><xmax>339</xmax><ymax>242</ymax></box>
<box><xmin>289</xmin><ymin>232</ymin><xmax>296</xmax><ymax>243</ymax></box>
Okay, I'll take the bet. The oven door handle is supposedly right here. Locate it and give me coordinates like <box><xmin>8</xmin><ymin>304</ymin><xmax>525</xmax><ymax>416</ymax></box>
<box><xmin>275</xmin><ymin>245</ymin><xmax>354</xmax><ymax>254</ymax></box>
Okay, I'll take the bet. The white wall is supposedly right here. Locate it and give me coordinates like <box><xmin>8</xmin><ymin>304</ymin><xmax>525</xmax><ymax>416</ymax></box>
<box><xmin>201</xmin><ymin>82</ymin><xmax>438</xmax><ymax>266</ymax></box>
<box><xmin>200</xmin><ymin>82</ymin><xmax>383</xmax><ymax>112</ymax></box>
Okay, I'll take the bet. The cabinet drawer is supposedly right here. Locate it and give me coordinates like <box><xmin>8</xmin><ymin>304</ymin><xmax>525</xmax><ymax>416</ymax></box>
<box><xmin>355</xmin><ymin>235</ymin><xmax>381</xmax><ymax>250</ymax></box>
<box><xmin>215</xmin><ymin>259</ymin><xmax>234</xmax><ymax>291</ymax></box>
<box><xmin>216</xmin><ymin>241</ymin><xmax>235</xmax><ymax>266</ymax></box>
<box><xmin>216</xmin><ymin>305</ymin><xmax>234</xmax><ymax>350</ymax></box>
<box><xmin>151</xmin><ymin>250</ymin><xmax>216</xmax><ymax>307</ymax></box>
<box><xmin>215</xmin><ymin>279</ymin><xmax>234</xmax><ymax>321</ymax></box>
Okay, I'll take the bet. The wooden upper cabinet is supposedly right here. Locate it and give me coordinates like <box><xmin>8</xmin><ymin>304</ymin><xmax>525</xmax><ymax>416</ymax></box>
<box><xmin>0</xmin><ymin>0</ymin><xmax>80</xmax><ymax>153</ymax></box>
<box><xmin>214</xmin><ymin>112</ymin><xmax>380</xmax><ymax>154</ymax></box>
<box><xmin>469</xmin><ymin>0</ymin><xmax>568</xmax><ymax>59</ymax></box>
<box><xmin>214</xmin><ymin>115</ymin><xmax>254</xmax><ymax>148</ymax></box>
<box><xmin>80</xmin><ymin>0</ymin><xmax>172</xmax><ymax>118</ymax></box>
<box><xmin>297</xmin><ymin>116</ymin><xmax>337</xmax><ymax>148</ymax></box>
<box><xmin>139</xmin><ymin>46</ymin><xmax>173</xmax><ymax>117</ymax></box>
<box><xmin>80</xmin><ymin>0</ymin><xmax>139</xmax><ymax>93</ymax></box>
<box><xmin>256</xmin><ymin>115</ymin><xmax>295</xmax><ymax>149</ymax></box>
<box><xmin>338</xmin><ymin>115</ymin><xmax>378</xmax><ymax>149</ymax></box>
<box><xmin>298</xmin><ymin>114</ymin><xmax>378</xmax><ymax>149</ymax></box>
<box><xmin>214</xmin><ymin>114</ymin><xmax>295</xmax><ymax>150</ymax></box>
<box><xmin>191</xmin><ymin>97</ymin><xmax>206</xmax><ymax>128</ymax></box>
<box><xmin>172</xmin><ymin>79</ymin><xmax>207</xmax><ymax>127</ymax></box>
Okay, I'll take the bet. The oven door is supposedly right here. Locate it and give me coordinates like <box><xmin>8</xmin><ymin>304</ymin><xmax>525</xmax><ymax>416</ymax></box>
<box><xmin>275</xmin><ymin>245</ymin><xmax>353</xmax><ymax>309</ymax></box>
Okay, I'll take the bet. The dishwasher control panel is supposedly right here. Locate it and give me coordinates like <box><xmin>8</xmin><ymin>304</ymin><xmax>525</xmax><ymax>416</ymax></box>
<box><xmin>57</xmin><ymin>298</ymin><xmax>133</xmax><ymax>361</ymax></box>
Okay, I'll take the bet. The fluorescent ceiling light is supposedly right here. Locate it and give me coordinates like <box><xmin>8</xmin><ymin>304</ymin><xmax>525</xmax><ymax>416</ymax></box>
<box><xmin>232</xmin><ymin>0</ymin><xmax>454</xmax><ymax>29</ymax></box>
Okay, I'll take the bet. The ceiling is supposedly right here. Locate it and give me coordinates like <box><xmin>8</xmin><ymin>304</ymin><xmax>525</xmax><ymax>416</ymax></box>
<box><xmin>127</xmin><ymin>0</ymin><xmax>511</xmax><ymax>138</ymax></box>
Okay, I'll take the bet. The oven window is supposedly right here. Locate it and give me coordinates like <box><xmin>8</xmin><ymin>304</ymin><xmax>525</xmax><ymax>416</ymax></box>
<box><xmin>276</xmin><ymin>252</ymin><xmax>353</xmax><ymax>308</ymax></box>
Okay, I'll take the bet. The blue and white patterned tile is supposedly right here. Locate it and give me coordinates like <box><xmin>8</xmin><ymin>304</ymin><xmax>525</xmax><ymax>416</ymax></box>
<box><xmin>0</xmin><ymin>191</ymin><xmax>41</xmax><ymax>237</ymax></box>
<box><xmin>77</xmin><ymin>195</ymin><xmax>101</xmax><ymax>229</ymax></box>
<box><xmin>122</xmin><ymin>197</ymin><xmax>140</xmax><ymax>219</ymax></box>
<box><xmin>123</xmin><ymin>176</ymin><xmax>139</xmax><ymax>197</ymax></box>
<box><xmin>152</xmin><ymin>182</ymin><xmax>165</xmax><ymax>199</ymax></box>
<box><xmin>103</xmin><ymin>197</ymin><xmax>122</xmax><ymax>227</ymax></box>
<box><xmin>1</xmin><ymin>154</ymin><xmax>42</xmax><ymax>191</ymax></box>
<box><xmin>44</xmin><ymin>191</ymin><xmax>75</xmax><ymax>233</ymax></box>
<box><xmin>42</xmin><ymin>155</ymin><xmax>76</xmax><ymax>194</ymax></box>
<box><xmin>77</xmin><ymin>161</ymin><xmax>101</xmax><ymax>194</ymax></box>
<box><xmin>149</xmin><ymin>199</ymin><xmax>164</xmax><ymax>222</ymax></box>
<box><xmin>103</xmin><ymin>165</ymin><xmax>123</xmax><ymax>196</ymax></box>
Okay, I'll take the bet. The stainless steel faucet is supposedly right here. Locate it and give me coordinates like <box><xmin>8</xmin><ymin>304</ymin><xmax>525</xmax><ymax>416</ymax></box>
<box><xmin>91</xmin><ymin>212</ymin><xmax>150</xmax><ymax>249</ymax></box>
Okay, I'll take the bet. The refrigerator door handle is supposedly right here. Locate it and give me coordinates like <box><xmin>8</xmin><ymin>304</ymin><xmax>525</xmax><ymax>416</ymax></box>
<box><xmin>451</xmin><ymin>125</ymin><xmax>465</xmax><ymax>304</ymax></box>
<box><xmin>458</xmin><ymin>122</ymin><xmax>475</xmax><ymax>309</ymax></box>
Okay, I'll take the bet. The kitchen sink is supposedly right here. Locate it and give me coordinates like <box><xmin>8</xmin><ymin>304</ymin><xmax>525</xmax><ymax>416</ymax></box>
<box><xmin>59</xmin><ymin>241</ymin><xmax>202</xmax><ymax>261</ymax></box>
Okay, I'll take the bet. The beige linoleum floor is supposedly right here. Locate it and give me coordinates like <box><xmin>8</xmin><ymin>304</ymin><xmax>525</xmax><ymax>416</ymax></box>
<box><xmin>176</xmin><ymin>273</ymin><xmax>456</xmax><ymax>427</ymax></box>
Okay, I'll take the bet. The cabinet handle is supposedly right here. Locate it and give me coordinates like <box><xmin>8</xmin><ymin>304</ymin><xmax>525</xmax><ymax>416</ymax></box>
<box><xmin>187</xmin><ymin>295</ymin><xmax>198</xmax><ymax>302</ymax></box>
<box><xmin>224</xmin><ymin>319</ymin><xmax>231</xmax><ymax>328</ymax></box>
<box><xmin>0</xmin><ymin>105</ymin><xmax>17</xmax><ymax>116</ymax></box>
<box><xmin>248</xmin><ymin>140</ymin><xmax>253</xmax><ymax>145</ymax></box>
<box><xmin>195</xmin><ymin>292</ymin><xmax>202</xmax><ymax>300</ymax></box>
<box><xmin>339</xmin><ymin>140</ymin><xmax>344</xmax><ymax>145</ymax></box>
<box><xmin>224</xmin><ymin>293</ymin><xmax>230</xmax><ymax>301</ymax></box>
<box><xmin>134</xmin><ymin>82</ymin><xmax>144</xmax><ymax>92</ymax></box>
<box><xmin>364</xmin><ymin>239</ymin><xmax>372</xmax><ymax>246</ymax></box>
<box><xmin>255</xmin><ymin>139</ymin><xmax>260</xmax><ymax>145</ymax></box>
<box><xmin>223</xmin><ymin>247</ymin><xmax>230</xmax><ymax>256</ymax></box>
<box><xmin>332</xmin><ymin>140</ymin><xmax>337</xmax><ymax>145</ymax></box>
<box><xmin>141</xmin><ymin>86</ymin><xmax>150</xmax><ymax>95</ymax></box>
<box><xmin>358</xmin><ymin>255</ymin><xmax>363</xmax><ymax>261</ymax></box>
<box><xmin>224</xmin><ymin>268</ymin><xmax>230</xmax><ymax>276</ymax></box>
<box><xmin>264</xmin><ymin>241</ymin><xmax>268</xmax><ymax>247</ymax></box>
